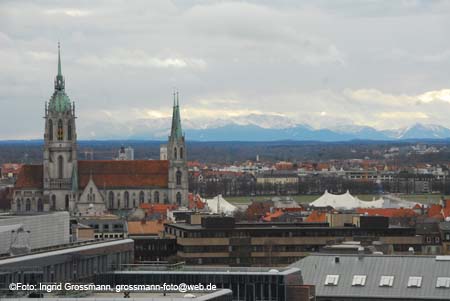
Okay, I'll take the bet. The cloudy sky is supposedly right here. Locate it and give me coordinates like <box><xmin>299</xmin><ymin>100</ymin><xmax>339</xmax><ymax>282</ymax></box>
<box><xmin>1</xmin><ymin>0</ymin><xmax>450</xmax><ymax>139</ymax></box>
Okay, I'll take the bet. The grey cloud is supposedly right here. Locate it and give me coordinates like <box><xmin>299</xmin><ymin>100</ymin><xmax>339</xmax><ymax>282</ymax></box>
<box><xmin>0</xmin><ymin>0</ymin><xmax>450</xmax><ymax>139</ymax></box>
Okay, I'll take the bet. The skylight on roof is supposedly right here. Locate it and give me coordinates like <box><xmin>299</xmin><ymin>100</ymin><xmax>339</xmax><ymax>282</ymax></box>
<box><xmin>436</xmin><ymin>277</ymin><xmax>450</xmax><ymax>288</ymax></box>
<box><xmin>325</xmin><ymin>274</ymin><xmax>339</xmax><ymax>286</ymax></box>
<box><xmin>379</xmin><ymin>275</ymin><xmax>394</xmax><ymax>287</ymax></box>
<box><xmin>352</xmin><ymin>275</ymin><xmax>367</xmax><ymax>286</ymax></box>
<box><xmin>407</xmin><ymin>276</ymin><xmax>422</xmax><ymax>288</ymax></box>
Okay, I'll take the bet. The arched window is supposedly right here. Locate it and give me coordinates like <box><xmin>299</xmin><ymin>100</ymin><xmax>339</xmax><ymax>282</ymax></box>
<box><xmin>139</xmin><ymin>191</ymin><xmax>145</xmax><ymax>204</ymax></box>
<box><xmin>108</xmin><ymin>191</ymin><xmax>114</xmax><ymax>208</ymax></box>
<box><xmin>37</xmin><ymin>199</ymin><xmax>43</xmax><ymax>212</ymax></box>
<box><xmin>154</xmin><ymin>191</ymin><xmax>160</xmax><ymax>203</ymax></box>
<box><xmin>174</xmin><ymin>147</ymin><xmax>177</xmax><ymax>159</ymax></box>
<box><xmin>124</xmin><ymin>191</ymin><xmax>129</xmax><ymax>208</ymax></box>
<box><xmin>176</xmin><ymin>170</ymin><xmax>182</xmax><ymax>186</ymax></box>
<box><xmin>65</xmin><ymin>195</ymin><xmax>69</xmax><ymax>210</ymax></box>
<box><xmin>48</xmin><ymin>120</ymin><xmax>53</xmax><ymax>141</ymax></box>
<box><xmin>26</xmin><ymin>199</ymin><xmax>31</xmax><ymax>211</ymax></box>
<box><xmin>180</xmin><ymin>147</ymin><xmax>184</xmax><ymax>159</ymax></box>
<box><xmin>51</xmin><ymin>195</ymin><xmax>56</xmax><ymax>210</ymax></box>
<box><xmin>58</xmin><ymin>155</ymin><xmax>64</xmax><ymax>179</ymax></box>
<box><xmin>57</xmin><ymin>119</ymin><xmax>64</xmax><ymax>140</ymax></box>
<box><xmin>176</xmin><ymin>192</ymin><xmax>182</xmax><ymax>206</ymax></box>
<box><xmin>68</xmin><ymin>122</ymin><xmax>72</xmax><ymax>140</ymax></box>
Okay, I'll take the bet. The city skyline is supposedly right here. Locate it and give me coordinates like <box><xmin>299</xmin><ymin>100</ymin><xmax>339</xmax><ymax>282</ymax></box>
<box><xmin>1</xmin><ymin>0</ymin><xmax>450</xmax><ymax>139</ymax></box>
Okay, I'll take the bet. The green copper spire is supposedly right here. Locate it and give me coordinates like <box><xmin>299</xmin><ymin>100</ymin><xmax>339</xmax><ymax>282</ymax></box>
<box><xmin>71</xmin><ymin>164</ymin><xmax>78</xmax><ymax>192</ymax></box>
<box><xmin>49</xmin><ymin>42</ymin><xmax>71</xmax><ymax>113</ymax></box>
<box><xmin>170</xmin><ymin>91</ymin><xmax>183</xmax><ymax>139</ymax></box>
<box><xmin>54</xmin><ymin>42</ymin><xmax>65</xmax><ymax>91</ymax></box>
<box><xmin>58</xmin><ymin>41</ymin><xmax>62</xmax><ymax>77</ymax></box>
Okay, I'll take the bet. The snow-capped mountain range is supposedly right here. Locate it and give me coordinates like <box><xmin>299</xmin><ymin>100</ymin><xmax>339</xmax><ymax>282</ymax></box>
<box><xmin>79</xmin><ymin>114</ymin><xmax>450</xmax><ymax>141</ymax></box>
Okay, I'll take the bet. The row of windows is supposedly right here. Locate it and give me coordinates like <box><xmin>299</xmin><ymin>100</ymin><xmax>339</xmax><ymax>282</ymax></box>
<box><xmin>48</xmin><ymin>119</ymin><xmax>73</xmax><ymax>141</ymax></box>
<box><xmin>167</xmin><ymin>228</ymin><xmax>415</xmax><ymax>238</ymax></box>
<box><xmin>108</xmin><ymin>191</ymin><xmax>163</xmax><ymax>208</ymax></box>
<box><xmin>180</xmin><ymin>245</ymin><xmax>318</xmax><ymax>253</ymax></box>
<box><xmin>15</xmin><ymin>195</ymin><xmax>69</xmax><ymax>211</ymax></box>
<box><xmin>324</xmin><ymin>275</ymin><xmax>450</xmax><ymax>288</ymax></box>
<box><xmin>107</xmin><ymin>189</ymin><xmax>183</xmax><ymax>208</ymax></box>
<box><xmin>94</xmin><ymin>233</ymin><xmax>124</xmax><ymax>239</ymax></box>
<box><xmin>16</xmin><ymin>198</ymin><xmax>44</xmax><ymax>212</ymax></box>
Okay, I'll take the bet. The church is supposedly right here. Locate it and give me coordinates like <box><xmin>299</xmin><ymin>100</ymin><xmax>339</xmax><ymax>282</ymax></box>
<box><xmin>12</xmin><ymin>45</ymin><xmax>188</xmax><ymax>215</ymax></box>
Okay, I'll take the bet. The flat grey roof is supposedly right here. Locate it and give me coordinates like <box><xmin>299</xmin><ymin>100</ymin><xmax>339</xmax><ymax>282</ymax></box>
<box><xmin>112</xmin><ymin>267</ymin><xmax>300</xmax><ymax>276</ymax></box>
<box><xmin>290</xmin><ymin>254</ymin><xmax>450</xmax><ymax>300</ymax></box>
<box><xmin>0</xmin><ymin>239</ymin><xmax>134</xmax><ymax>266</ymax></box>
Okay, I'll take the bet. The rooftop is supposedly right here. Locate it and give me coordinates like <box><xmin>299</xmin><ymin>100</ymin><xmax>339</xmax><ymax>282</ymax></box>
<box><xmin>0</xmin><ymin>239</ymin><xmax>133</xmax><ymax>265</ymax></box>
<box><xmin>290</xmin><ymin>254</ymin><xmax>450</xmax><ymax>300</ymax></box>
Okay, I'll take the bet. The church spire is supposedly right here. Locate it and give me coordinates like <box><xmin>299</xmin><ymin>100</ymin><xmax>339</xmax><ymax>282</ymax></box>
<box><xmin>58</xmin><ymin>41</ymin><xmax>62</xmax><ymax>77</ymax></box>
<box><xmin>55</xmin><ymin>42</ymin><xmax>65</xmax><ymax>91</ymax></box>
<box><xmin>170</xmin><ymin>91</ymin><xmax>183</xmax><ymax>139</ymax></box>
<box><xmin>49</xmin><ymin>42</ymin><xmax>71</xmax><ymax>113</ymax></box>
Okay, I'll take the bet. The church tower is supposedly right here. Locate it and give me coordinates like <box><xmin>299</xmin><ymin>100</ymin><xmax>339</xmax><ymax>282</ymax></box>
<box><xmin>167</xmin><ymin>92</ymin><xmax>188</xmax><ymax>206</ymax></box>
<box><xmin>43</xmin><ymin>43</ymin><xmax>78</xmax><ymax>212</ymax></box>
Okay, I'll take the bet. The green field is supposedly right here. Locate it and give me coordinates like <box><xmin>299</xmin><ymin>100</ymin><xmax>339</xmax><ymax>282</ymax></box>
<box><xmin>226</xmin><ymin>194</ymin><xmax>449</xmax><ymax>205</ymax></box>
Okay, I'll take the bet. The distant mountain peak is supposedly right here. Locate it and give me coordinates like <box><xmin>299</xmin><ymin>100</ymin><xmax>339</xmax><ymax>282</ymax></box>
<box><xmin>79</xmin><ymin>115</ymin><xmax>450</xmax><ymax>141</ymax></box>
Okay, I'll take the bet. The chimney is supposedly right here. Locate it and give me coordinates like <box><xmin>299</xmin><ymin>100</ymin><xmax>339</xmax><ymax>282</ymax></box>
<box><xmin>358</xmin><ymin>246</ymin><xmax>364</xmax><ymax>260</ymax></box>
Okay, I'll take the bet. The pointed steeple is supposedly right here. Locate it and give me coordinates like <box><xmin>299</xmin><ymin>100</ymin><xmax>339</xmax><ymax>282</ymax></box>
<box><xmin>170</xmin><ymin>91</ymin><xmax>183</xmax><ymax>140</ymax></box>
<box><xmin>49</xmin><ymin>42</ymin><xmax>71</xmax><ymax>113</ymax></box>
<box><xmin>58</xmin><ymin>41</ymin><xmax>62</xmax><ymax>77</ymax></box>
<box><xmin>55</xmin><ymin>42</ymin><xmax>65</xmax><ymax>91</ymax></box>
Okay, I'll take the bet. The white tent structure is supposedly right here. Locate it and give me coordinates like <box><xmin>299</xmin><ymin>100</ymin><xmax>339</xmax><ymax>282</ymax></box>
<box><xmin>371</xmin><ymin>195</ymin><xmax>419</xmax><ymax>209</ymax></box>
<box><xmin>310</xmin><ymin>190</ymin><xmax>373</xmax><ymax>210</ymax></box>
<box><xmin>205</xmin><ymin>195</ymin><xmax>237</xmax><ymax>215</ymax></box>
<box><xmin>310</xmin><ymin>190</ymin><xmax>419</xmax><ymax>210</ymax></box>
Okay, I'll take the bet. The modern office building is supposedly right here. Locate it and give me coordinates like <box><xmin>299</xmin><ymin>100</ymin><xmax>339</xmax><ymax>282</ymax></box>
<box><xmin>0</xmin><ymin>239</ymin><xmax>134</xmax><ymax>293</ymax></box>
<box><xmin>96</xmin><ymin>266</ymin><xmax>311</xmax><ymax>301</ymax></box>
<box><xmin>164</xmin><ymin>216</ymin><xmax>423</xmax><ymax>266</ymax></box>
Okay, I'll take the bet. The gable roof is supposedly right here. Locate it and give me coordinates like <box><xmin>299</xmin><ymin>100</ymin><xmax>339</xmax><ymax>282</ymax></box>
<box><xmin>15</xmin><ymin>165</ymin><xmax>43</xmax><ymax>189</ymax></box>
<box><xmin>78</xmin><ymin>160</ymin><xmax>168</xmax><ymax>189</ymax></box>
<box><xmin>15</xmin><ymin>160</ymin><xmax>169</xmax><ymax>190</ymax></box>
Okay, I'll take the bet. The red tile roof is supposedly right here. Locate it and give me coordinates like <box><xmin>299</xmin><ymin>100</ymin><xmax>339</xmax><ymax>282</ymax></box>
<box><xmin>188</xmin><ymin>193</ymin><xmax>205</xmax><ymax>209</ymax></box>
<box><xmin>78</xmin><ymin>160</ymin><xmax>168</xmax><ymax>189</ymax></box>
<box><xmin>305</xmin><ymin>210</ymin><xmax>327</xmax><ymax>223</ymax></box>
<box><xmin>427</xmin><ymin>201</ymin><xmax>450</xmax><ymax>220</ymax></box>
<box><xmin>140</xmin><ymin>203</ymin><xmax>177</xmax><ymax>214</ymax></box>
<box><xmin>356</xmin><ymin>208</ymin><xmax>417</xmax><ymax>218</ymax></box>
<box><xmin>15</xmin><ymin>165</ymin><xmax>43</xmax><ymax>189</ymax></box>
<box><xmin>262</xmin><ymin>209</ymin><xmax>284</xmax><ymax>222</ymax></box>
<box><xmin>15</xmin><ymin>161</ymin><xmax>169</xmax><ymax>190</ymax></box>
<box><xmin>1</xmin><ymin>163</ymin><xmax>23</xmax><ymax>175</ymax></box>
